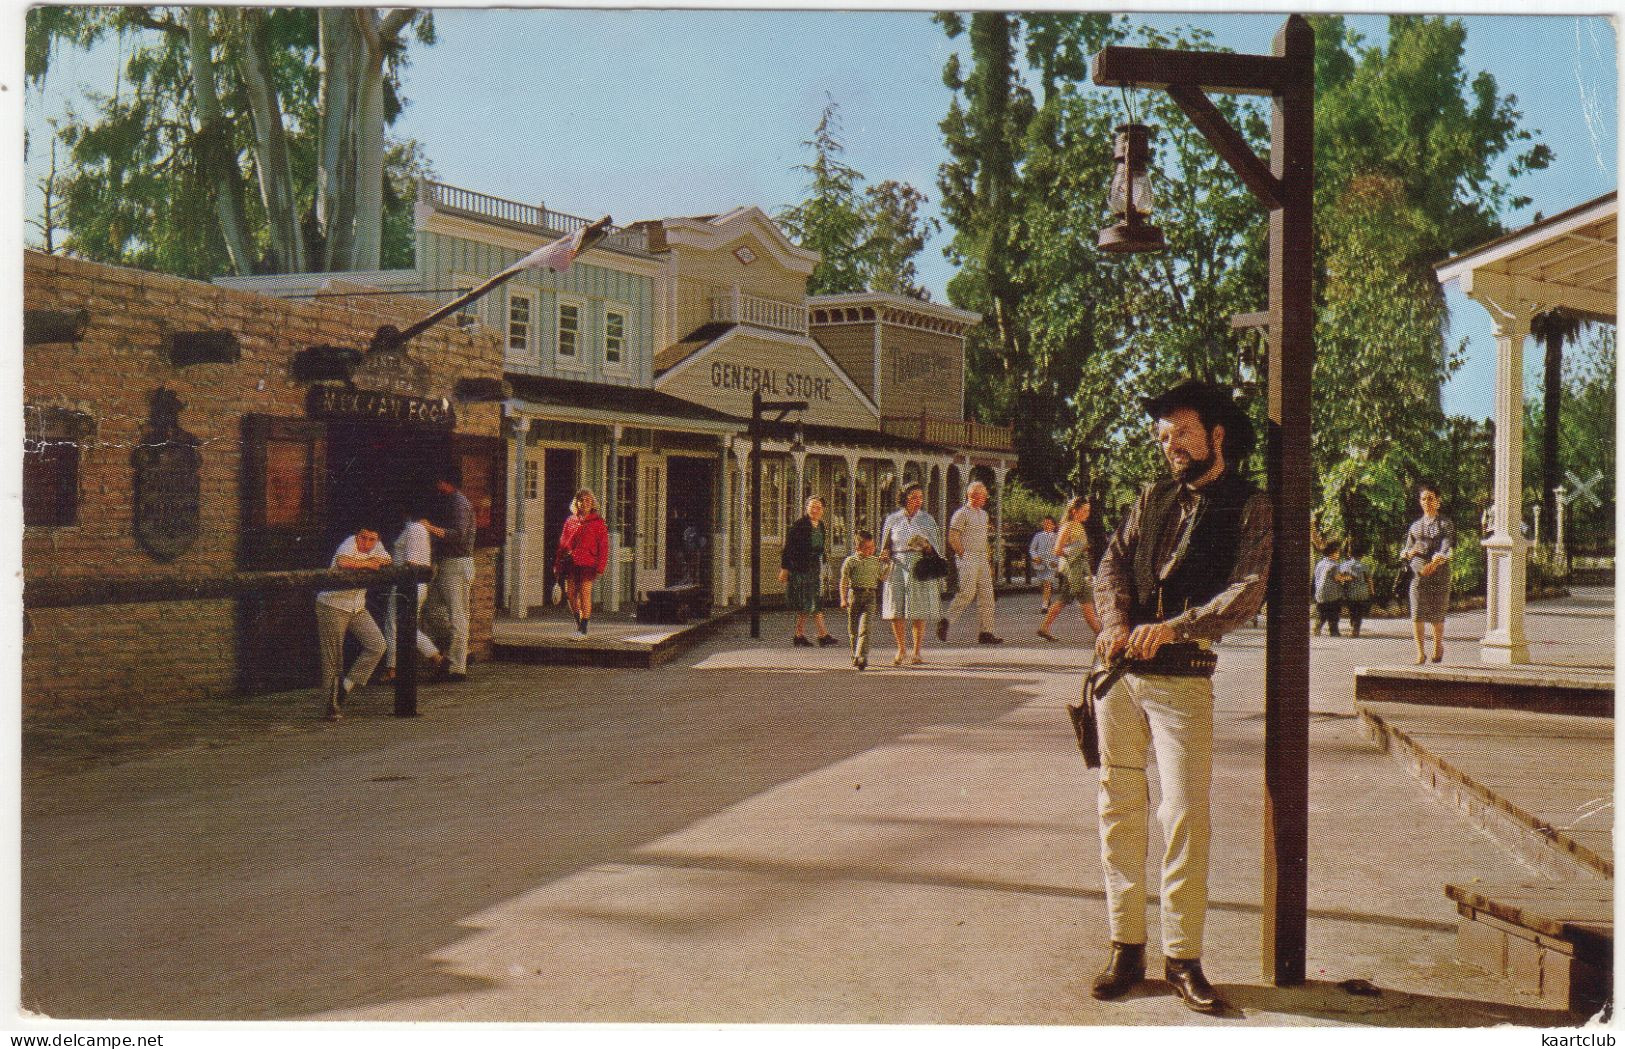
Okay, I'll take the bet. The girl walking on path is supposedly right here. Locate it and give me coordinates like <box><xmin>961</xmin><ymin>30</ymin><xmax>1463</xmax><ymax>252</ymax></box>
<box><xmin>1037</xmin><ymin>496</ymin><xmax>1102</xmax><ymax>642</ymax></box>
<box><xmin>556</xmin><ymin>489</ymin><xmax>610</xmax><ymax>635</ymax></box>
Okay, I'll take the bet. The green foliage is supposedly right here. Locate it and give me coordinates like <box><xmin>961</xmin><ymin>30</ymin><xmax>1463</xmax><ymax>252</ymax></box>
<box><xmin>777</xmin><ymin>99</ymin><xmax>939</xmax><ymax>299</ymax></box>
<box><xmin>934</xmin><ymin>14</ymin><xmax>1549</xmax><ymax>529</ymax></box>
<box><xmin>1315</xmin><ymin>451</ymin><xmax>1411</xmax><ymax>560</ymax></box>
<box><xmin>382</xmin><ymin>139</ymin><xmax>437</xmax><ymax>270</ymax></box>
<box><xmin>27</xmin><ymin>6</ymin><xmax>433</xmax><ymax>276</ymax></box>
<box><xmin>1524</xmin><ymin>324</ymin><xmax>1615</xmax><ymax>553</ymax></box>
<box><xmin>1311</xmin><ymin>15</ymin><xmax>1551</xmax><ymax>265</ymax></box>
<box><xmin>992</xmin><ymin>478</ymin><xmax>1062</xmax><ymax>535</ymax></box>
<box><xmin>1448</xmin><ymin>528</ymin><xmax>1486</xmax><ymax>596</ymax></box>
<box><xmin>936</xmin><ymin>13</ymin><xmax>1121</xmax><ymax>498</ymax></box>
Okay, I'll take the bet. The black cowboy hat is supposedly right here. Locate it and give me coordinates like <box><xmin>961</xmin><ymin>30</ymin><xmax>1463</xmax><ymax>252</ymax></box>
<box><xmin>1143</xmin><ymin>378</ymin><xmax>1257</xmax><ymax>461</ymax></box>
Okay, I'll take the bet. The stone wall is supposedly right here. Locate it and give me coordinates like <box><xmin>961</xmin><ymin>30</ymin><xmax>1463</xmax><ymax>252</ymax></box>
<box><xmin>23</xmin><ymin>250</ymin><xmax>504</xmax><ymax>709</ymax></box>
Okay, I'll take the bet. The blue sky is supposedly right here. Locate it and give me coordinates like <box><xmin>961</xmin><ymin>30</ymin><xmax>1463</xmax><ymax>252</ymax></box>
<box><xmin>21</xmin><ymin>9</ymin><xmax>1618</xmax><ymax>421</ymax></box>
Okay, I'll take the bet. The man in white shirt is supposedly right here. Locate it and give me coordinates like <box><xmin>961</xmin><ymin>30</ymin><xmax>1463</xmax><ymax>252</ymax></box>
<box><xmin>379</xmin><ymin>510</ymin><xmax>445</xmax><ymax>684</ymax></box>
<box><xmin>938</xmin><ymin>481</ymin><xmax>1004</xmax><ymax>645</ymax></box>
<box><xmin>315</xmin><ymin>527</ymin><xmax>391</xmax><ymax>720</ymax></box>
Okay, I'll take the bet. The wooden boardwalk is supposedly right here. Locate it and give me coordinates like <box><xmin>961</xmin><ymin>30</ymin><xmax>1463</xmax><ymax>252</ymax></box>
<box><xmin>1357</xmin><ymin>701</ymin><xmax>1613</xmax><ymax>878</ymax></box>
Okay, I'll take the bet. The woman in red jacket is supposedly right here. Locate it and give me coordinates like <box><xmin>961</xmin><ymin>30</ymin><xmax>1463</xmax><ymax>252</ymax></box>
<box><xmin>555</xmin><ymin>488</ymin><xmax>610</xmax><ymax>635</ymax></box>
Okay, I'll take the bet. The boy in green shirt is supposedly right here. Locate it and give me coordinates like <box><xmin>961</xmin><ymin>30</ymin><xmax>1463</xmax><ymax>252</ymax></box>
<box><xmin>839</xmin><ymin>529</ymin><xmax>890</xmax><ymax>670</ymax></box>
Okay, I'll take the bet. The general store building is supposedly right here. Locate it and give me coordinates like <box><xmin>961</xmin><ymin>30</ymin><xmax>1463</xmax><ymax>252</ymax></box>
<box><xmin>222</xmin><ymin>179</ymin><xmax>1013</xmax><ymax>620</ymax></box>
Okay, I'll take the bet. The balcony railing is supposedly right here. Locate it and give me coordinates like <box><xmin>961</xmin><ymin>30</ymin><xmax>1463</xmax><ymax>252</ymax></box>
<box><xmin>707</xmin><ymin>288</ymin><xmax>809</xmax><ymax>335</ymax></box>
<box><xmin>419</xmin><ymin>179</ymin><xmax>648</xmax><ymax>253</ymax></box>
<box><xmin>881</xmin><ymin>415</ymin><xmax>1015</xmax><ymax>453</ymax></box>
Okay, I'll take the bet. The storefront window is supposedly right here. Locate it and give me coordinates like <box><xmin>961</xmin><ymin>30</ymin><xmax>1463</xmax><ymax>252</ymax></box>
<box><xmin>508</xmin><ymin>291</ymin><xmax>533</xmax><ymax>353</ymax></box>
<box><xmin>762</xmin><ymin>458</ymin><xmax>785</xmax><ymax>540</ymax></box>
<box><xmin>854</xmin><ymin>461</ymin><xmax>872</xmax><ymax>537</ymax></box>
<box><xmin>605</xmin><ymin>309</ymin><xmax>626</xmax><ymax>367</ymax></box>
<box><xmin>612</xmin><ymin>453</ymin><xmax>637</xmax><ymax>537</ymax></box>
<box><xmin>557</xmin><ymin>300</ymin><xmax>581</xmax><ymax>360</ymax></box>
<box><xmin>830</xmin><ymin>458</ymin><xmax>850</xmax><ymax>549</ymax></box>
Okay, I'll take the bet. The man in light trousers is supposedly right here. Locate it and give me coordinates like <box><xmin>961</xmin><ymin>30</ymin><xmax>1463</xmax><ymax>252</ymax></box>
<box><xmin>315</xmin><ymin>527</ymin><xmax>391</xmax><ymax>720</ymax></box>
<box><xmin>423</xmin><ymin>475</ymin><xmax>476</xmax><ymax>682</ymax></box>
<box><xmin>1089</xmin><ymin>379</ymin><xmax>1272</xmax><ymax>1015</ymax></box>
<box><xmin>938</xmin><ymin>481</ymin><xmax>1004</xmax><ymax>645</ymax></box>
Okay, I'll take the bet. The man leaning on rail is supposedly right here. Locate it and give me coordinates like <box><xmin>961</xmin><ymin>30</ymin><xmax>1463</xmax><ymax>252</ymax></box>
<box><xmin>1087</xmin><ymin>379</ymin><xmax>1273</xmax><ymax>1015</ymax></box>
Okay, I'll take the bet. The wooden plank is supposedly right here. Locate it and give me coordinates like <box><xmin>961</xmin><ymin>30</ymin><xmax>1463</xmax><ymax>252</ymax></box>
<box><xmin>1446</xmin><ymin>881</ymin><xmax>1614</xmax><ymax>929</ymax></box>
<box><xmin>1093</xmin><ymin>44</ymin><xmax>1293</xmax><ymax>95</ymax></box>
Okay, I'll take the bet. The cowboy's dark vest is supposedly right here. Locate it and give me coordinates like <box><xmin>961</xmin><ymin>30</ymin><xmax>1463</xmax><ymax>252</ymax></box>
<box><xmin>1130</xmin><ymin>471</ymin><xmax>1258</xmax><ymax>626</ymax></box>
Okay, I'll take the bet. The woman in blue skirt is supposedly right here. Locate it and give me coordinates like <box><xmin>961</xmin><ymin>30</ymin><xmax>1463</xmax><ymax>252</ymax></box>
<box><xmin>1403</xmin><ymin>484</ymin><xmax>1455</xmax><ymax>664</ymax></box>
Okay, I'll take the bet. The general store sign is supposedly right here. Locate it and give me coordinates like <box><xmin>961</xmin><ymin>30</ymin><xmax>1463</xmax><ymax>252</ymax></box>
<box><xmin>708</xmin><ymin>361</ymin><xmax>834</xmax><ymax>402</ymax></box>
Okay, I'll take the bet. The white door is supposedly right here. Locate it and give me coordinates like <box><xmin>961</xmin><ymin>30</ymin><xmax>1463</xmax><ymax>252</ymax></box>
<box><xmin>635</xmin><ymin>458</ymin><xmax>664</xmax><ymax>598</ymax></box>
<box><xmin>521</xmin><ymin>451</ymin><xmax>548</xmax><ymax>608</ymax></box>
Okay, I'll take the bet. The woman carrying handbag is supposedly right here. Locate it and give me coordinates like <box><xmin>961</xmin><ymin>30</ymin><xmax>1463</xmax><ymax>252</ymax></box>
<box><xmin>555</xmin><ymin>489</ymin><xmax>610</xmax><ymax>635</ymax></box>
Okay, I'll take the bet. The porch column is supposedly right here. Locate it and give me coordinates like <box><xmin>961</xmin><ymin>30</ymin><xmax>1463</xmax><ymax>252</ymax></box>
<box><xmin>993</xmin><ymin>461</ymin><xmax>1009</xmax><ymax>584</ymax></box>
<box><xmin>1480</xmin><ymin>301</ymin><xmax>1536</xmax><ymax>665</ymax></box>
<box><xmin>844</xmin><ymin>452</ymin><xmax>860</xmax><ymax>547</ymax></box>
<box><xmin>507</xmin><ymin>411</ymin><xmax>530</xmax><ymax>619</ymax></box>
<box><xmin>733</xmin><ymin>438</ymin><xmax>751</xmax><ymax>605</ymax></box>
<box><xmin>1554</xmin><ymin>484</ymin><xmax>1568</xmax><ymax>569</ymax></box>
<box><xmin>607</xmin><ymin>424</ymin><xmax>622</xmax><ymax>613</ymax></box>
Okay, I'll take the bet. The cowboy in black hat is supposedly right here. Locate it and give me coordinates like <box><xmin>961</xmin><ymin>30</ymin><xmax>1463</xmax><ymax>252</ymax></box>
<box><xmin>1086</xmin><ymin>378</ymin><xmax>1273</xmax><ymax>1014</ymax></box>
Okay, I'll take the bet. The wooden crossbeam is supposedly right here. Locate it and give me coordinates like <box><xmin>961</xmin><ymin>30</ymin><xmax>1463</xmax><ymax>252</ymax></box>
<box><xmin>1093</xmin><ymin>45</ymin><xmax>1293</xmax><ymax>95</ymax></box>
<box><xmin>1167</xmin><ymin>85</ymin><xmax>1283</xmax><ymax>209</ymax></box>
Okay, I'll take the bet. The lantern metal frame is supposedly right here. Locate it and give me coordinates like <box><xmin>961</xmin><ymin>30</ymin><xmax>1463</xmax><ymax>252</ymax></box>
<box><xmin>1098</xmin><ymin>122</ymin><xmax>1167</xmax><ymax>253</ymax></box>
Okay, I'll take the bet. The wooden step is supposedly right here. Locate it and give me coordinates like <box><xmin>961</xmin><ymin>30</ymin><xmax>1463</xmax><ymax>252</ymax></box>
<box><xmin>1445</xmin><ymin>880</ymin><xmax>1612</xmax><ymax>1011</ymax></box>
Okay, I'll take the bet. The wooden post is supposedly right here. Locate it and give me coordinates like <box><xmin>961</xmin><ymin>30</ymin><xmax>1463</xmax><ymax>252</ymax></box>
<box><xmin>394</xmin><ymin>585</ymin><xmax>419</xmax><ymax>717</ymax></box>
<box><xmin>1261</xmin><ymin>14</ymin><xmax>1314</xmax><ymax>987</ymax></box>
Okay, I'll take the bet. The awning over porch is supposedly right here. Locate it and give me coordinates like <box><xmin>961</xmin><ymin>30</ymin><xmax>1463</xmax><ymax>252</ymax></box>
<box><xmin>1435</xmin><ymin>192</ymin><xmax>1616</xmax><ymax>664</ymax></box>
<box><xmin>505</xmin><ymin>372</ymin><xmax>741</xmax><ymax>434</ymax></box>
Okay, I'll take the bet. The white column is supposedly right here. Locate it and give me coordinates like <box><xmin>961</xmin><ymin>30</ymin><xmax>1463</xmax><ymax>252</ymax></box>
<box><xmin>993</xmin><ymin>461</ymin><xmax>1009</xmax><ymax>584</ymax></box>
<box><xmin>1480</xmin><ymin>301</ymin><xmax>1535</xmax><ymax>665</ymax></box>
<box><xmin>607</xmin><ymin>424</ymin><xmax>622</xmax><ymax>614</ymax></box>
<box><xmin>844</xmin><ymin>452</ymin><xmax>861</xmax><ymax>547</ymax></box>
<box><xmin>1554</xmin><ymin>484</ymin><xmax>1568</xmax><ymax>568</ymax></box>
<box><xmin>507</xmin><ymin>412</ymin><xmax>530</xmax><ymax>619</ymax></box>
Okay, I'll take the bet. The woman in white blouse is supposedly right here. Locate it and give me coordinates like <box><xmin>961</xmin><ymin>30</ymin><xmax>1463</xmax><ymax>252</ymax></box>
<box><xmin>879</xmin><ymin>482</ymin><xmax>943</xmax><ymax>666</ymax></box>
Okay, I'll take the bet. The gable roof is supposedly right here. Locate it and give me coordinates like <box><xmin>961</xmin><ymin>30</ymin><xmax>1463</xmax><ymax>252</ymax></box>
<box><xmin>653</xmin><ymin>324</ymin><xmax>880</xmax><ymax>419</ymax></box>
<box><xmin>654</xmin><ymin>206</ymin><xmax>819</xmax><ymax>274</ymax></box>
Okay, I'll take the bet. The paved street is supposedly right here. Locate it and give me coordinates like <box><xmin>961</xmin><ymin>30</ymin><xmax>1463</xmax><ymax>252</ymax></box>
<box><xmin>20</xmin><ymin>592</ymin><xmax>1609</xmax><ymax>1026</ymax></box>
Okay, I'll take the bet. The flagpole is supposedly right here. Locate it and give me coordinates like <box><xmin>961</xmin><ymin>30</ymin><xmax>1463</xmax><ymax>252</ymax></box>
<box><xmin>370</xmin><ymin>215</ymin><xmax>614</xmax><ymax>353</ymax></box>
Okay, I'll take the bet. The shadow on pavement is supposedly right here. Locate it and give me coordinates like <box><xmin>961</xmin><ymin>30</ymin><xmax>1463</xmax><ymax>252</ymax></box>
<box><xmin>1221</xmin><ymin>979</ymin><xmax>1582</xmax><ymax>1027</ymax></box>
<box><xmin>21</xmin><ymin>618</ymin><xmax>1066</xmax><ymax>1021</ymax></box>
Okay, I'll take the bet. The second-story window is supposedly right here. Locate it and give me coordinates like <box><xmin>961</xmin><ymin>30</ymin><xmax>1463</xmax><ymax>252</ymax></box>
<box><xmin>557</xmin><ymin>301</ymin><xmax>581</xmax><ymax>361</ymax></box>
<box><xmin>605</xmin><ymin>309</ymin><xmax>626</xmax><ymax>367</ymax></box>
<box><xmin>508</xmin><ymin>291</ymin><xmax>533</xmax><ymax>353</ymax></box>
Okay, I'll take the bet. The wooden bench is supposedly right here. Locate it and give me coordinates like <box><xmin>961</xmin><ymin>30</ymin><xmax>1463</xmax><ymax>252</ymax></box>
<box><xmin>636</xmin><ymin>584</ymin><xmax>708</xmax><ymax>624</ymax></box>
<box><xmin>1445</xmin><ymin>880</ymin><xmax>1612</xmax><ymax>1010</ymax></box>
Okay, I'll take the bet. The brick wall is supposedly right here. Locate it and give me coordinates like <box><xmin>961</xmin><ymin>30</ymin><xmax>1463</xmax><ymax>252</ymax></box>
<box><xmin>23</xmin><ymin>250</ymin><xmax>504</xmax><ymax>709</ymax></box>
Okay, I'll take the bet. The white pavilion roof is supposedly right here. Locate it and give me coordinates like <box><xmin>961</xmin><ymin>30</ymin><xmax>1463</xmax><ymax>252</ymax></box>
<box><xmin>1436</xmin><ymin>192</ymin><xmax>1617</xmax><ymax>322</ymax></box>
